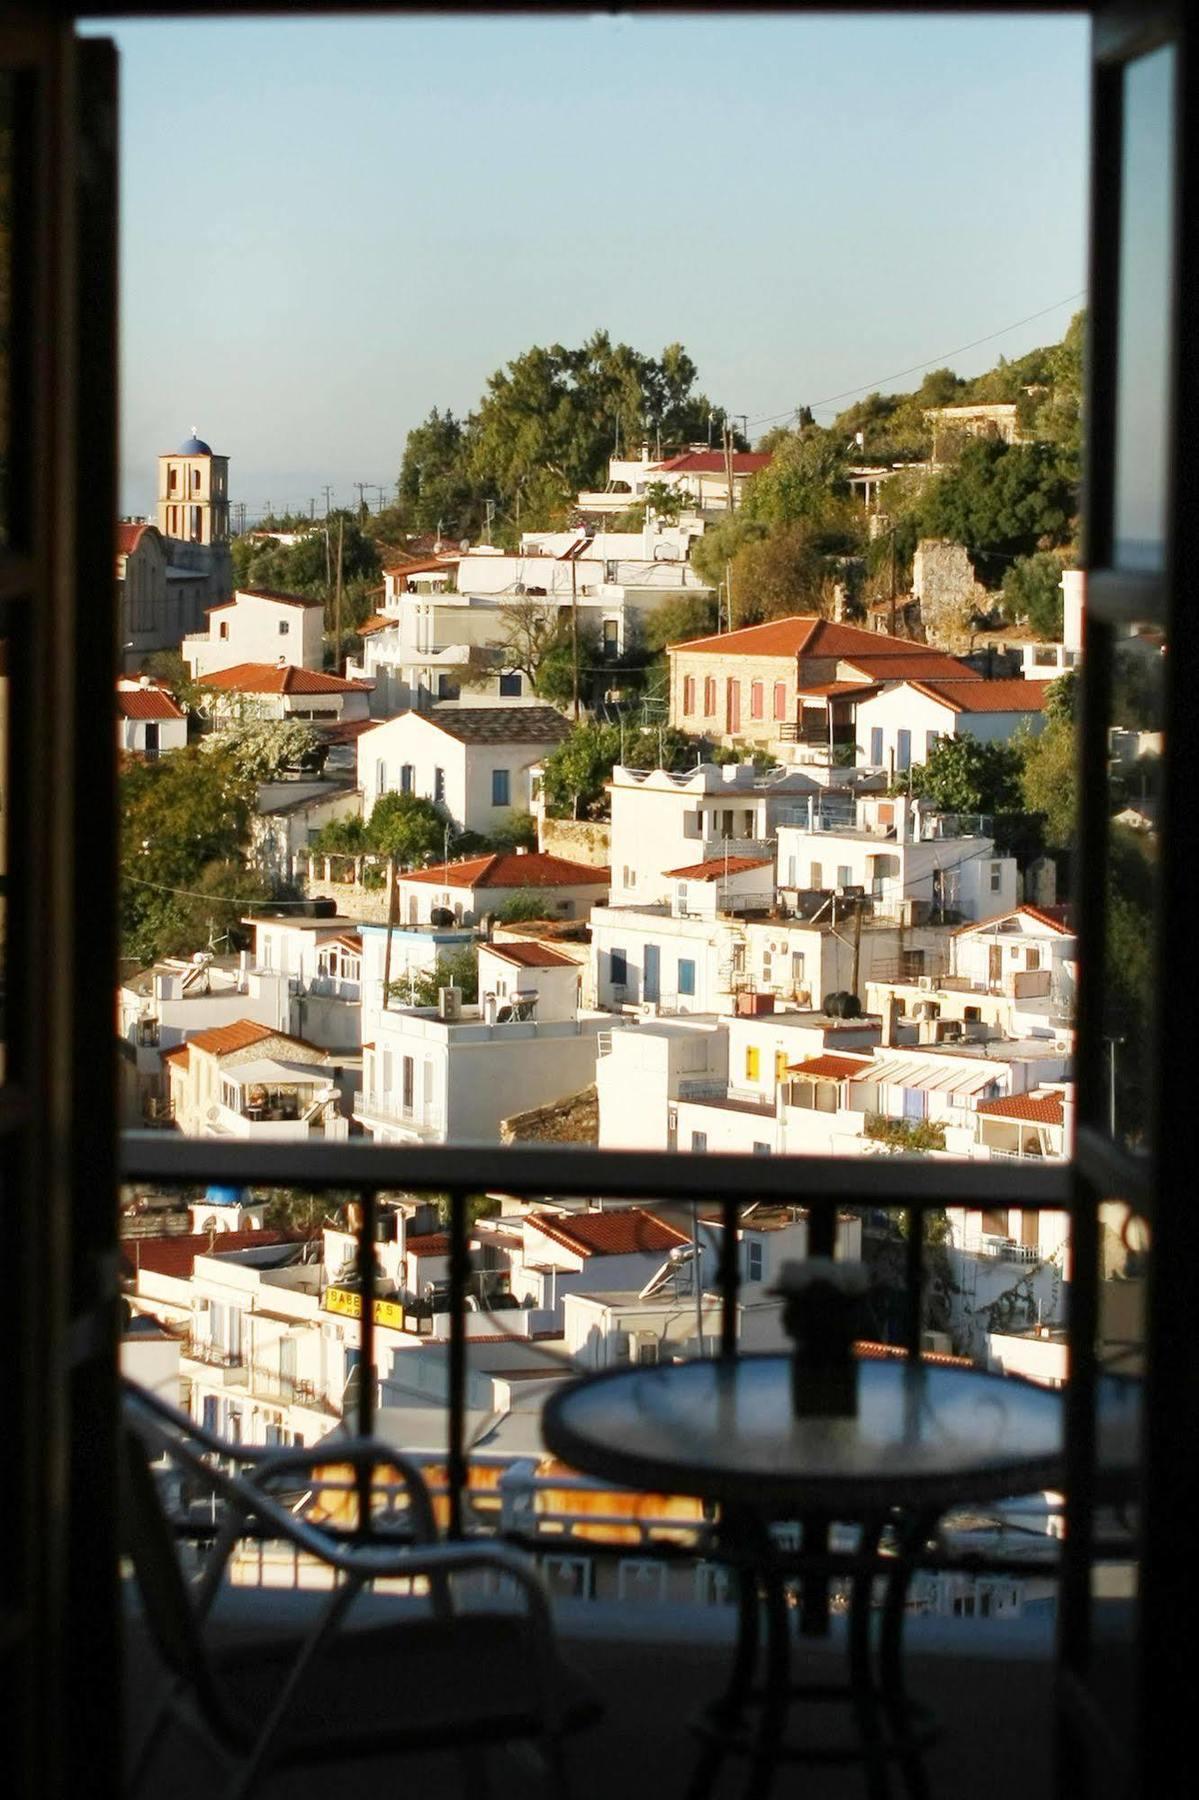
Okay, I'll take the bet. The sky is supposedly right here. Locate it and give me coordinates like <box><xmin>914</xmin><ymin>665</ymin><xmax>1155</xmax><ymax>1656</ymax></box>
<box><xmin>82</xmin><ymin>11</ymin><xmax>1090</xmax><ymax>523</ymax></box>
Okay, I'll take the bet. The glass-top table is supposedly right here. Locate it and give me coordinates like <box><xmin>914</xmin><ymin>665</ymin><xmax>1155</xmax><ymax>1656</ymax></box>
<box><xmin>544</xmin><ymin>1355</ymin><xmax>1077</xmax><ymax>1800</ymax></box>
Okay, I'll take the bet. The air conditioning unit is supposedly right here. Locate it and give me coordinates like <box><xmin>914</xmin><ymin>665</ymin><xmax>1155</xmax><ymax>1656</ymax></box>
<box><xmin>918</xmin><ymin>975</ymin><xmax>934</xmax><ymax>992</ymax></box>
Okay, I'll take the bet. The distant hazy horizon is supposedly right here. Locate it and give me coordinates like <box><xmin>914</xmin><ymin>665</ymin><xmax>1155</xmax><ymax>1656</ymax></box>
<box><xmin>83</xmin><ymin>11</ymin><xmax>1090</xmax><ymax>522</ymax></box>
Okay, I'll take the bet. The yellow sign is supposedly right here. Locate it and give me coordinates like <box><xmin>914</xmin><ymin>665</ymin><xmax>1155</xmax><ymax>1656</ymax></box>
<box><xmin>323</xmin><ymin>1287</ymin><xmax>404</xmax><ymax>1331</ymax></box>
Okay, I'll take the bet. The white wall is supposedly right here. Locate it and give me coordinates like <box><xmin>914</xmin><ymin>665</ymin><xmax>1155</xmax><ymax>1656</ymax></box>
<box><xmin>590</xmin><ymin>907</ymin><xmax>738</xmax><ymax>1013</ymax></box>
<box><xmin>596</xmin><ymin>1018</ymin><xmax>729</xmax><ymax>1151</ymax></box>
<box><xmin>185</xmin><ymin>590</ymin><xmax>324</xmax><ymax>676</ymax></box>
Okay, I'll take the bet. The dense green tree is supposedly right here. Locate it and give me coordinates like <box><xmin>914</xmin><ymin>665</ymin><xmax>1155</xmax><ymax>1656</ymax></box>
<box><xmin>1018</xmin><ymin>716</ymin><xmax>1077</xmax><ymax>850</ymax></box>
<box><xmin>902</xmin><ymin>732</ymin><xmax>1024</xmax><ymax>815</ymax></box>
<box><xmin>539</xmin><ymin>721</ymin><xmax>692</xmax><ymax>819</ymax></box>
<box><xmin>396</xmin><ymin>334</ymin><xmax>732</xmax><ymax>543</ymax></box>
<box><xmin>740</xmin><ymin>425</ymin><xmax>851</xmax><ymax>527</ymax></box>
<box><xmin>394</xmin><ymin>944</ymin><xmax>480</xmax><ymax>1008</ymax></box>
<box><xmin>230</xmin><ymin>511</ymin><xmax>383</xmax><ymax>636</ymax></box>
<box><xmin>367</xmin><ymin>792</ymin><xmax>448</xmax><ymax>866</ymax></box>
<box><xmin>1002</xmin><ymin>550</ymin><xmax>1069</xmax><ymax>637</ymax></box>
<box><xmin>919</xmin><ymin>438</ymin><xmax>1075</xmax><ymax>577</ymax></box>
<box><xmin>201</xmin><ymin>719</ymin><xmax>326</xmax><ymax>780</ymax></box>
<box><xmin>120</xmin><ymin>746</ymin><xmax>270</xmax><ymax>962</ymax></box>
<box><xmin>636</xmin><ymin>592</ymin><xmax>718</xmax><ymax>657</ymax></box>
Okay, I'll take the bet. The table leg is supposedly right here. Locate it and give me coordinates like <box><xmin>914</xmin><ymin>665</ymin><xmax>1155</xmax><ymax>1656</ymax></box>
<box><xmin>683</xmin><ymin>1529</ymin><xmax>761</xmax><ymax>1800</ymax></box>
<box><xmin>848</xmin><ymin>1515</ymin><xmax>893</xmax><ymax>1800</ymax></box>
<box><xmin>799</xmin><ymin>1511</ymin><xmax>831</xmax><ymax>1637</ymax></box>
<box><xmin>744</xmin><ymin>1535</ymin><xmax>791</xmax><ymax>1800</ymax></box>
<box><xmin>878</xmin><ymin>1508</ymin><xmax>938</xmax><ymax>1800</ymax></box>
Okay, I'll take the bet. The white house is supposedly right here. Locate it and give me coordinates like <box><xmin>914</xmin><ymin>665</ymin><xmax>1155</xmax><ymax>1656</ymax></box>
<box><xmin>595</xmin><ymin>1015</ymin><xmax>730</xmax><ymax>1151</ymax></box>
<box><xmin>245</xmin><ymin>913</ymin><xmax>366</xmax><ymax>1052</ymax></box>
<box><xmin>853</xmin><ymin>678</ymin><xmax>1051</xmax><ymax>777</ymax></box>
<box><xmin>196</xmin><ymin>662</ymin><xmax>373</xmax><ymax>725</ymax></box>
<box><xmin>503</xmin><ymin>1207</ymin><xmax>691</xmax><ymax>1318</ymax></box>
<box><xmin>250</xmin><ymin>781</ymin><xmax>362</xmax><ymax>887</ymax></box>
<box><xmin>477</xmin><ymin>941</ymin><xmax>582</xmax><ymax>1024</ymax></box>
<box><xmin>359</xmin><ymin>703</ymin><xmax>570</xmax><ymax>835</ymax></box>
<box><xmin>356</xmin><ymin>919</ymin><xmax>478</xmax><ymax>1044</ymax></box>
<box><xmin>183</xmin><ymin>586</ymin><xmax>326</xmax><ymax>677</ymax></box>
<box><xmin>117</xmin><ymin>954</ymin><xmax>293</xmax><ymax>1126</ymax></box>
<box><xmin>776</xmin><ymin>793</ymin><xmax>1017</xmax><ymax>924</ymax></box>
<box><xmin>607</xmin><ymin>761</ymin><xmax>824</xmax><ymax>908</ymax></box>
<box><xmin>951</xmin><ymin>905</ymin><xmax>1076</xmax><ymax>1014</ymax></box>
<box><xmin>355</xmin><ymin>992</ymin><xmax>620</xmax><ymax>1146</ymax></box>
<box><xmin>575</xmin><ymin>445</ymin><xmax>774</xmax><ymax>514</ymax></box>
<box><xmin>395</xmin><ymin>850</ymin><xmax>610</xmax><ymax>929</ymax></box>
<box><xmin>163</xmin><ymin>1019</ymin><xmax>353</xmax><ymax>1141</ymax></box>
<box><xmin>116</xmin><ymin>678</ymin><xmax>188</xmax><ymax>757</ymax></box>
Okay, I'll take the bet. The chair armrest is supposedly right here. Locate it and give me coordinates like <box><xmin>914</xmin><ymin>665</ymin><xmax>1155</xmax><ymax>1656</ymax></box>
<box><xmin>244</xmin><ymin>1439</ymin><xmax>439</xmax><ymax>1542</ymax></box>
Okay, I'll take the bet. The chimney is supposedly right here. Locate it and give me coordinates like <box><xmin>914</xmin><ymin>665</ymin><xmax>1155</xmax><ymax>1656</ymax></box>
<box><xmin>882</xmin><ymin>993</ymin><xmax>900</xmax><ymax>1048</ymax></box>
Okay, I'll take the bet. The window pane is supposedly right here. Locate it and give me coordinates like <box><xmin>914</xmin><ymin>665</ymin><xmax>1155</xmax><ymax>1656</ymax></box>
<box><xmin>1103</xmin><ymin>620</ymin><xmax>1164</xmax><ymax>1148</ymax></box>
<box><xmin>1112</xmin><ymin>45</ymin><xmax>1175</xmax><ymax>573</ymax></box>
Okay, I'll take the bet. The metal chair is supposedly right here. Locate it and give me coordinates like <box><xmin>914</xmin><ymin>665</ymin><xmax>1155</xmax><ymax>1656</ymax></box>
<box><xmin>121</xmin><ymin>1380</ymin><xmax>600</xmax><ymax>1799</ymax></box>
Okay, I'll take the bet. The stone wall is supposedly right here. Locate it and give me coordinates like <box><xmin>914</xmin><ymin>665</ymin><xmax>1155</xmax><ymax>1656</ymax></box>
<box><xmin>912</xmin><ymin>539</ymin><xmax>990</xmax><ymax>652</ymax></box>
<box><xmin>301</xmin><ymin>855</ymin><xmax>393</xmax><ymax>923</ymax></box>
<box><xmin>539</xmin><ymin>818</ymin><xmax>612</xmax><ymax>866</ymax></box>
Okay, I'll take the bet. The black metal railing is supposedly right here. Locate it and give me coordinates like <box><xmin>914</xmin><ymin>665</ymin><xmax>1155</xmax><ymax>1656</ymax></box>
<box><xmin>122</xmin><ymin>1135</ymin><xmax>1084</xmax><ymax>1548</ymax></box>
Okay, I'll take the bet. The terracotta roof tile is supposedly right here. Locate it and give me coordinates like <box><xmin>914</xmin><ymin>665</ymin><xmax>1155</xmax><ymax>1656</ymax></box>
<box><xmin>482</xmin><ymin>941</ymin><xmax>577</xmax><ymax>969</ymax></box>
<box><xmin>653</xmin><ymin>451</ymin><xmax>773</xmax><ymax>475</ymax></box>
<box><xmin>117</xmin><ymin>686</ymin><xmax>186</xmax><ymax>721</ymax></box>
<box><xmin>198</xmin><ymin>663</ymin><xmax>371</xmax><ymax>695</ymax></box>
<box><xmin>402</xmin><ymin>852</ymin><xmax>610</xmax><ymax>891</ymax></box>
<box><xmin>406</xmin><ymin>1232</ymin><xmax>451</xmax><ymax>1257</ymax></box>
<box><xmin>176</xmin><ymin>1020</ymin><xmax>278</xmax><ymax>1058</ymax></box>
<box><xmin>976</xmin><ymin>1091</ymin><xmax>1066</xmax><ymax>1125</ymax></box>
<box><xmin>357</xmin><ymin>613</ymin><xmax>393</xmax><ymax>636</ymax></box>
<box><xmin>525</xmin><ymin>1208</ymin><xmax>688</xmax><ymax>1258</ymax></box>
<box><xmin>954</xmin><ymin>904</ymin><xmax>1075</xmax><ymax>938</ymax></box>
<box><xmin>788</xmin><ymin>1053</ymin><xmax>874</xmax><ymax>1081</ymax></box>
<box><xmin>663</xmin><ymin>855</ymin><xmax>773</xmax><ymax>880</ymax></box>
<box><xmin>902</xmin><ymin>678</ymin><xmax>1052</xmax><ymax>713</ymax></box>
<box><xmin>669</xmin><ymin>616</ymin><xmax>932</xmax><ymax>661</ymax></box>
<box><xmin>123</xmin><ymin>1228</ymin><xmax>316</xmax><ymax>1282</ymax></box>
<box><xmin>840</xmin><ymin>652</ymin><xmax>979</xmax><ymax>680</ymax></box>
<box><xmin>116</xmin><ymin>522</ymin><xmax>155</xmax><ymax>556</ymax></box>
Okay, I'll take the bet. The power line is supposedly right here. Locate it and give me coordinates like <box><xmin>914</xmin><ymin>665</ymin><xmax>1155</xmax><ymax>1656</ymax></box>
<box><xmin>744</xmin><ymin>290</ymin><xmax>1086</xmax><ymax>432</ymax></box>
<box><xmin>124</xmin><ymin>873</ymin><xmax>326</xmax><ymax>906</ymax></box>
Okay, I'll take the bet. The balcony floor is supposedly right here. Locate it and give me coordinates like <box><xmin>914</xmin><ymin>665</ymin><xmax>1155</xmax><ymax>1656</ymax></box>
<box><xmin>123</xmin><ymin>1592</ymin><xmax>1134</xmax><ymax>1799</ymax></box>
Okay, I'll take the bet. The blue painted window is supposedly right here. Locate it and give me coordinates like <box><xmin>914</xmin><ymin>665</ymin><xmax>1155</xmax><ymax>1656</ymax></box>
<box><xmin>610</xmin><ymin>949</ymin><xmax>628</xmax><ymax>988</ymax></box>
<box><xmin>491</xmin><ymin>768</ymin><xmax>510</xmax><ymax>806</ymax></box>
<box><xmin>870</xmin><ymin>727</ymin><xmax>883</xmax><ymax>765</ymax></box>
<box><xmin>678</xmin><ymin>958</ymin><xmax>696</xmax><ymax>997</ymax></box>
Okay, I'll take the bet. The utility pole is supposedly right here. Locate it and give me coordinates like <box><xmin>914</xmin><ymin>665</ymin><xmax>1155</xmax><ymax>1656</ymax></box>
<box><xmin>570</xmin><ymin>548</ymin><xmax>580</xmax><ymax>722</ymax></box>
<box><xmin>353</xmin><ymin>481</ymin><xmax>369</xmax><ymax>518</ymax></box>
<box><xmin>381</xmin><ymin>857</ymin><xmax>399</xmax><ymax>1012</ymax></box>
<box><xmin>850</xmin><ymin>897</ymin><xmax>864</xmax><ymax>1002</ymax></box>
<box><xmin>725</xmin><ymin>559</ymin><xmax>734</xmax><ymax>632</ymax></box>
<box><xmin>321</xmin><ymin>484</ymin><xmax>333</xmax><ymax>517</ymax></box>
<box><xmin>333</xmin><ymin>515</ymin><xmax>344</xmax><ymax>673</ymax></box>
<box><xmin>309</xmin><ymin>497</ymin><xmax>315</xmax><ymax>521</ymax></box>
<box><xmin>724</xmin><ymin>419</ymin><xmax>735</xmax><ymax>514</ymax></box>
<box><xmin>484</xmin><ymin>499</ymin><xmax>495</xmax><ymax>545</ymax></box>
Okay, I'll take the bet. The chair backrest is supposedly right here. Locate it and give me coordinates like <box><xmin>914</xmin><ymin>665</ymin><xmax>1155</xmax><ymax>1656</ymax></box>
<box><xmin>121</xmin><ymin>1397</ymin><xmax>248</xmax><ymax>1748</ymax></box>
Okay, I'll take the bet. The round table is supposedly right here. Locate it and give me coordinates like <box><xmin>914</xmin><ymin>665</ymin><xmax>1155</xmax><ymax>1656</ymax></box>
<box><xmin>543</xmin><ymin>1354</ymin><xmax>1066</xmax><ymax>1800</ymax></box>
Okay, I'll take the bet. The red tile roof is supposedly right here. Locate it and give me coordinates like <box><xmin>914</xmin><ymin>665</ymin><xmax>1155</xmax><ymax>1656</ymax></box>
<box><xmin>402</xmin><ymin>852</ymin><xmax>610</xmax><ymax>891</ymax></box>
<box><xmin>976</xmin><ymin>1091</ymin><xmax>1066</xmax><ymax>1126</ymax></box>
<box><xmin>663</xmin><ymin>855</ymin><xmax>773</xmax><ymax>881</ymax></box>
<box><xmin>954</xmin><ymin>904</ymin><xmax>1076</xmax><ymax>938</ymax></box>
<box><xmin>406</xmin><ymin>1232</ymin><xmax>451</xmax><ymax>1258</ymax></box>
<box><xmin>207</xmin><ymin>587</ymin><xmax>324</xmax><ymax>611</ymax></box>
<box><xmin>357</xmin><ymin>613</ymin><xmax>394</xmax><ymax>636</ymax></box>
<box><xmin>198</xmin><ymin>663</ymin><xmax>371</xmax><ymax>695</ymax></box>
<box><xmin>174</xmin><ymin>1020</ymin><xmax>277</xmax><ymax>1059</ymax></box>
<box><xmin>796</xmin><ymin>680</ymin><xmax>881</xmax><ymax>699</ymax></box>
<box><xmin>123</xmin><ymin>1228</ymin><xmax>316</xmax><ymax>1282</ymax></box>
<box><xmin>904</xmin><ymin>678</ymin><xmax>1052</xmax><ymax>713</ymax></box>
<box><xmin>788</xmin><ymin>1053</ymin><xmax>874</xmax><ymax>1081</ymax></box>
<box><xmin>117</xmin><ymin>686</ymin><xmax>186</xmax><ymax>721</ymax></box>
<box><xmin>381</xmin><ymin>556</ymin><xmax>460</xmax><ymax>578</ymax></box>
<box><xmin>841</xmin><ymin>651</ymin><xmax>979</xmax><ymax>681</ymax></box>
<box><xmin>668</xmin><ymin>616</ymin><xmax>933</xmax><ymax>662</ymax></box>
<box><xmin>653</xmin><ymin>451</ymin><xmax>773</xmax><ymax>475</ymax></box>
<box><xmin>116</xmin><ymin>522</ymin><xmax>155</xmax><ymax>556</ymax></box>
<box><xmin>526</xmin><ymin>1208</ymin><xmax>689</xmax><ymax>1258</ymax></box>
<box><xmin>482</xmin><ymin>941</ymin><xmax>577</xmax><ymax>969</ymax></box>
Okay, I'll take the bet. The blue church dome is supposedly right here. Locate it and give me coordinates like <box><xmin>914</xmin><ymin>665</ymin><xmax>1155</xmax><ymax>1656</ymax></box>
<box><xmin>178</xmin><ymin>429</ymin><xmax>212</xmax><ymax>454</ymax></box>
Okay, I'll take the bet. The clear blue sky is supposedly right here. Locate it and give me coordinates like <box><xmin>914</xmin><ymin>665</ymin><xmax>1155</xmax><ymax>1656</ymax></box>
<box><xmin>82</xmin><ymin>11</ymin><xmax>1090</xmax><ymax>521</ymax></box>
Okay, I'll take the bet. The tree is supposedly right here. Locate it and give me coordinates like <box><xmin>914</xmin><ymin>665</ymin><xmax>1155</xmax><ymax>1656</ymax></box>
<box><xmin>367</xmin><ymin>792</ymin><xmax>447</xmax><ymax>866</ymax></box>
<box><xmin>540</xmin><ymin>721</ymin><xmax>693</xmax><ymax>819</ymax></box>
<box><xmin>120</xmin><ymin>745</ymin><xmax>270</xmax><ymax>963</ymax></box>
<box><xmin>201</xmin><ymin>719</ymin><xmax>326</xmax><ymax>781</ymax></box>
<box><xmin>495</xmin><ymin>597</ymin><xmax>565</xmax><ymax>686</ymax></box>
<box><xmin>903</xmin><ymin>733</ymin><xmax>1024</xmax><ymax>815</ymax></box>
<box><xmin>487</xmin><ymin>810</ymin><xmax>538</xmax><ymax>852</ymax></box>
<box><xmin>394</xmin><ymin>944</ymin><xmax>479</xmax><ymax>1008</ymax></box>
<box><xmin>723</xmin><ymin>522</ymin><xmax>847</xmax><ymax>625</ymax></box>
<box><xmin>919</xmin><ymin>438</ymin><xmax>1076</xmax><ymax>577</ymax></box>
<box><xmin>1002</xmin><ymin>551</ymin><xmax>1068</xmax><ymax>638</ymax></box>
<box><xmin>740</xmin><ymin>425</ymin><xmax>851</xmax><ymax>528</ymax></box>
<box><xmin>636</xmin><ymin>592</ymin><xmax>718</xmax><ymax>660</ymax></box>
<box><xmin>643</xmin><ymin>480</ymin><xmax>686</xmax><ymax>522</ymax></box>
<box><xmin>230</xmin><ymin>511</ymin><xmax>384</xmax><ymax>638</ymax></box>
<box><xmin>1018</xmin><ymin>716</ymin><xmax>1077</xmax><ymax>851</ymax></box>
